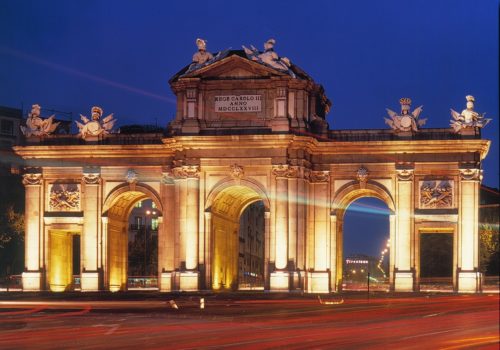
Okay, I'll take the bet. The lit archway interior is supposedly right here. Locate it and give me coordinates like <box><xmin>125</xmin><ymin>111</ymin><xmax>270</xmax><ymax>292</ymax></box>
<box><xmin>106</xmin><ymin>191</ymin><xmax>150</xmax><ymax>291</ymax></box>
<box><xmin>210</xmin><ymin>185</ymin><xmax>264</xmax><ymax>290</ymax></box>
<box><xmin>48</xmin><ymin>229</ymin><xmax>80</xmax><ymax>292</ymax></box>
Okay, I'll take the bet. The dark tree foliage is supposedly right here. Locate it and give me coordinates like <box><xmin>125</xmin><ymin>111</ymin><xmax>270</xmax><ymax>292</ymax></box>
<box><xmin>0</xmin><ymin>174</ymin><xmax>25</xmax><ymax>278</ymax></box>
<box><xmin>128</xmin><ymin>227</ymin><xmax>158</xmax><ymax>276</ymax></box>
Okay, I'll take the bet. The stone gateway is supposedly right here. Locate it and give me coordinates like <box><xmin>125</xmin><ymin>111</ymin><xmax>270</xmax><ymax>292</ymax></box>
<box><xmin>14</xmin><ymin>39</ymin><xmax>491</xmax><ymax>293</ymax></box>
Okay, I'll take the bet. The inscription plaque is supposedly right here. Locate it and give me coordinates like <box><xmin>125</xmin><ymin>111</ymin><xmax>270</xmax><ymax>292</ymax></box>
<box><xmin>215</xmin><ymin>95</ymin><xmax>262</xmax><ymax>112</ymax></box>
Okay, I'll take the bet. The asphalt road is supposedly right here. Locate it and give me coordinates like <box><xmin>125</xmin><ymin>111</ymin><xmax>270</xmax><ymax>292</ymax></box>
<box><xmin>0</xmin><ymin>294</ymin><xmax>498</xmax><ymax>349</ymax></box>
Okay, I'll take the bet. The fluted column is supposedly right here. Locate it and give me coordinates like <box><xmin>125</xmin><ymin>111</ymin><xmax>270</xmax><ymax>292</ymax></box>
<box><xmin>159</xmin><ymin>170</ymin><xmax>175</xmax><ymax>292</ymax></box>
<box><xmin>305</xmin><ymin>170</ymin><xmax>330</xmax><ymax>293</ymax></box>
<box><xmin>81</xmin><ymin>171</ymin><xmax>101</xmax><ymax>291</ymax></box>
<box><xmin>22</xmin><ymin>170</ymin><xmax>43</xmax><ymax>291</ymax></box>
<box><xmin>173</xmin><ymin>164</ymin><xmax>200</xmax><ymax>291</ymax></box>
<box><xmin>457</xmin><ymin>166</ymin><xmax>481</xmax><ymax>292</ymax></box>
<box><xmin>394</xmin><ymin>166</ymin><xmax>415</xmax><ymax>291</ymax></box>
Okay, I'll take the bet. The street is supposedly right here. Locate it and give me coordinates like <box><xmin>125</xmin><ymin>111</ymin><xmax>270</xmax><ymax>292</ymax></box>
<box><xmin>0</xmin><ymin>293</ymin><xmax>498</xmax><ymax>349</ymax></box>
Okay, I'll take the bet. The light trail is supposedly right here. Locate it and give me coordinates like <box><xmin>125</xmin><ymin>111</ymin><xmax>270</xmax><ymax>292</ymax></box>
<box><xmin>0</xmin><ymin>46</ymin><xmax>176</xmax><ymax>104</ymax></box>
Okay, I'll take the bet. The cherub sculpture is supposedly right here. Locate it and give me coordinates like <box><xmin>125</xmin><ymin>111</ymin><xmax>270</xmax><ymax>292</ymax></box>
<box><xmin>20</xmin><ymin>104</ymin><xmax>59</xmax><ymax>137</ymax></box>
<box><xmin>450</xmin><ymin>95</ymin><xmax>491</xmax><ymax>132</ymax></box>
<box><xmin>76</xmin><ymin>106</ymin><xmax>116</xmax><ymax>139</ymax></box>
<box><xmin>243</xmin><ymin>39</ymin><xmax>295</xmax><ymax>77</ymax></box>
<box><xmin>385</xmin><ymin>98</ymin><xmax>427</xmax><ymax>132</ymax></box>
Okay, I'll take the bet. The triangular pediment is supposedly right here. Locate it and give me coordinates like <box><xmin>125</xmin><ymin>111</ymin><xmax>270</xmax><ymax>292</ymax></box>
<box><xmin>181</xmin><ymin>55</ymin><xmax>287</xmax><ymax>80</ymax></box>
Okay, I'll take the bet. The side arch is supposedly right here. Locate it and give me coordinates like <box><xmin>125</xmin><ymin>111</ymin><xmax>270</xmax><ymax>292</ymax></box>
<box><xmin>103</xmin><ymin>182</ymin><xmax>163</xmax><ymax>217</ymax></box>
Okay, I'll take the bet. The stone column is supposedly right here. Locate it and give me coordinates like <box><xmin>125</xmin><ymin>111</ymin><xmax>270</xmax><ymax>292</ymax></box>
<box><xmin>173</xmin><ymin>165</ymin><xmax>200</xmax><ymax>291</ymax></box>
<box><xmin>81</xmin><ymin>171</ymin><xmax>101</xmax><ymax>291</ymax></box>
<box><xmin>101</xmin><ymin>216</ymin><xmax>108</xmax><ymax>290</ymax></box>
<box><xmin>457</xmin><ymin>167</ymin><xmax>481</xmax><ymax>292</ymax></box>
<box><xmin>264</xmin><ymin>211</ymin><xmax>271</xmax><ymax>290</ymax></box>
<box><xmin>159</xmin><ymin>171</ymin><xmax>175</xmax><ymax>292</ymax></box>
<box><xmin>270</xmin><ymin>165</ymin><xmax>290</xmax><ymax>291</ymax></box>
<box><xmin>394</xmin><ymin>167</ymin><xmax>415</xmax><ymax>291</ymax></box>
<box><xmin>330</xmin><ymin>214</ymin><xmax>338</xmax><ymax>291</ymax></box>
<box><xmin>306</xmin><ymin>170</ymin><xmax>330</xmax><ymax>293</ymax></box>
<box><xmin>22</xmin><ymin>171</ymin><xmax>43</xmax><ymax>291</ymax></box>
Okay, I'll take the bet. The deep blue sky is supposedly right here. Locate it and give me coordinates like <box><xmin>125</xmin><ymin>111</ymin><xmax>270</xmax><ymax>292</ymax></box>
<box><xmin>1</xmin><ymin>0</ymin><xmax>497</xmax><ymax>257</ymax></box>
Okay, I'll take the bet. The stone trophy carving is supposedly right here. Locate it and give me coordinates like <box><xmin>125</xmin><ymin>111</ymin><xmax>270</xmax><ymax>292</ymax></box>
<box><xmin>20</xmin><ymin>104</ymin><xmax>59</xmax><ymax>137</ymax></box>
<box><xmin>419</xmin><ymin>180</ymin><xmax>453</xmax><ymax>208</ymax></box>
<box><xmin>450</xmin><ymin>95</ymin><xmax>491</xmax><ymax>133</ymax></box>
<box><xmin>193</xmin><ymin>38</ymin><xmax>214</xmax><ymax>65</ymax></box>
<box><xmin>385</xmin><ymin>98</ymin><xmax>427</xmax><ymax>132</ymax></box>
<box><xmin>49</xmin><ymin>184</ymin><xmax>80</xmax><ymax>211</ymax></box>
<box><xmin>76</xmin><ymin>106</ymin><xmax>117</xmax><ymax>139</ymax></box>
<box><xmin>243</xmin><ymin>39</ymin><xmax>295</xmax><ymax>77</ymax></box>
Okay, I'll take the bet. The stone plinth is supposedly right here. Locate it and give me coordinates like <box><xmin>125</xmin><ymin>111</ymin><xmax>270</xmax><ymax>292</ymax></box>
<box><xmin>81</xmin><ymin>271</ymin><xmax>100</xmax><ymax>292</ymax></box>
<box><xmin>394</xmin><ymin>271</ymin><xmax>414</xmax><ymax>292</ymax></box>
<box><xmin>306</xmin><ymin>271</ymin><xmax>330</xmax><ymax>293</ymax></box>
<box><xmin>179</xmin><ymin>271</ymin><xmax>199</xmax><ymax>291</ymax></box>
<box><xmin>160</xmin><ymin>272</ymin><xmax>173</xmax><ymax>292</ymax></box>
<box><xmin>458</xmin><ymin>271</ymin><xmax>481</xmax><ymax>293</ymax></box>
<box><xmin>22</xmin><ymin>271</ymin><xmax>42</xmax><ymax>291</ymax></box>
<box><xmin>270</xmin><ymin>271</ymin><xmax>289</xmax><ymax>291</ymax></box>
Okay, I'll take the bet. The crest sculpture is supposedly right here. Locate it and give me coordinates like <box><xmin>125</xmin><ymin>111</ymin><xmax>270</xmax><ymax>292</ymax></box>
<box><xmin>76</xmin><ymin>106</ymin><xmax>117</xmax><ymax>139</ymax></box>
<box><xmin>243</xmin><ymin>39</ymin><xmax>295</xmax><ymax>77</ymax></box>
<box><xmin>450</xmin><ymin>95</ymin><xmax>491</xmax><ymax>133</ymax></box>
<box><xmin>20</xmin><ymin>104</ymin><xmax>59</xmax><ymax>137</ymax></box>
<box><xmin>385</xmin><ymin>98</ymin><xmax>427</xmax><ymax>132</ymax></box>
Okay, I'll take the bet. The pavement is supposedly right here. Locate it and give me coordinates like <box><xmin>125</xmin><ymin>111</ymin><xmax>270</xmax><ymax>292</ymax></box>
<box><xmin>0</xmin><ymin>292</ymin><xmax>498</xmax><ymax>349</ymax></box>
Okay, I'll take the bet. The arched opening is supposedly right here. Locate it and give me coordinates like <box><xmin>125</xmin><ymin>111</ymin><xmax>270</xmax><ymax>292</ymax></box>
<box><xmin>341</xmin><ymin>198</ymin><xmax>391</xmax><ymax>291</ymax></box>
<box><xmin>210</xmin><ymin>185</ymin><xmax>266</xmax><ymax>290</ymax></box>
<box><xmin>104</xmin><ymin>186</ymin><xmax>162</xmax><ymax>291</ymax></box>
<box><xmin>333</xmin><ymin>184</ymin><xmax>395</xmax><ymax>292</ymax></box>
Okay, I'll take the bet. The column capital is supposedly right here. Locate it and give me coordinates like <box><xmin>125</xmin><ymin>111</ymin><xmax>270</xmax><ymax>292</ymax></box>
<box><xmin>172</xmin><ymin>165</ymin><xmax>200</xmax><ymax>179</ymax></box>
<box><xmin>22</xmin><ymin>172</ymin><xmax>42</xmax><ymax>186</ymax></box>
<box><xmin>308</xmin><ymin>170</ymin><xmax>330</xmax><ymax>183</ymax></box>
<box><xmin>459</xmin><ymin>168</ymin><xmax>482</xmax><ymax>181</ymax></box>
<box><xmin>395</xmin><ymin>162</ymin><xmax>414</xmax><ymax>181</ymax></box>
<box><xmin>83</xmin><ymin>172</ymin><xmax>101</xmax><ymax>185</ymax></box>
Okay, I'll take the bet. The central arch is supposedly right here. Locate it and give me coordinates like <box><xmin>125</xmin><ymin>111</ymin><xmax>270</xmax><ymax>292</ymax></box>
<box><xmin>207</xmin><ymin>181</ymin><xmax>269</xmax><ymax>290</ymax></box>
<box><xmin>102</xmin><ymin>183</ymin><xmax>162</xmax><ymax>291</ymax></box>
<box><xmin>332</xmin><ymin>181</ymin><xmax>395</xmax><ymax>291</ymax></box>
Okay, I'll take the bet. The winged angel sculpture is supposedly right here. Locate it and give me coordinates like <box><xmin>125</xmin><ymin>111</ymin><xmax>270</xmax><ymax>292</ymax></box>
<box><xmin>76</xmin><ymin>106</ymin><xmax>116</xmax><ymax>139</ymax></box>
<box><xmin>385</xmin><ymin>98</ymin><xmax>427</xmax><ymax>132</ymax></box>
<box><xmin>450</xmin><ymin>95</ymin><xmax>491</xmax><ymax>133</ymax></box>
<box><xmin>20</xmin><ymin>104</ymin><xmax>59</xmax><ymax>137</ymax></box>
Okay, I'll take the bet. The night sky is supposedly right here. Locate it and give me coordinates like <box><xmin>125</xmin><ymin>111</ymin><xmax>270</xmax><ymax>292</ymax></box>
<box><xmin>1</xmin><ymin>1</ymin><xmax>498</xmax><ymax>257</ymax></box>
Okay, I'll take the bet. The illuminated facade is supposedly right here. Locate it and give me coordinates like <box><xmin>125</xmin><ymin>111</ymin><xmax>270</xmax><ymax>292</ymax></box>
<box><xmin>14</xmin><ymin>45</ymin><xmax>490</xmax><ymax>293</ymax></box>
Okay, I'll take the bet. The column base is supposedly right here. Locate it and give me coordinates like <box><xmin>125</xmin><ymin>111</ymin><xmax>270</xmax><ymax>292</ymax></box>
<box><xmin>81</xmin><ymin>271</ymin><xmax>100</xmax><ymax>292</ymax></box>
<box><xmin>394</xmin><ymin>271</ymin><xmax>414</xmax><ymax>292</ymax></box>
<box><xmin>22</xmin><ymin>271</ymin><xmax>42</xmax><ymax>291</ymax></box>
<box><xmin>179</xmin><ymin>271</ymin><xmax>199</xmax><ymax>291</ymax></box>
<box><xmin>458</xmin><ymin>271</ymin><xmax>481</xmax><ymax>293</ymax></box>
<box><xmin>306</xmin><ymin>271</ymin><xmax>330</xmax><ymax>293</ymax></box>
<box><xmin>270</xmin><ymin>271</ymin><xmax>289</xmax><ymax>291</ymax></box>
<box><xmin>160</xmin><ymin>272</ymin><xmax>173</xmax><ymax>292</ymax></box>
<box><xmin>271</xmin><ymin>117</ymin><xmax>290</xmax><ymax>132</ymax></box>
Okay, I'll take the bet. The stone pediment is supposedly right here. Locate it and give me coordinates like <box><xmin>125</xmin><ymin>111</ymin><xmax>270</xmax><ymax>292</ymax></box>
<box><xmin>180</xmin><ymin>54</ymin><xmax>287</xmax><ymax>80</ymax></box>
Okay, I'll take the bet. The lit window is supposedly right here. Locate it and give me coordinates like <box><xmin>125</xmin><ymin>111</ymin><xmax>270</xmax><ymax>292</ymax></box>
<box><xmin>135</xmin><ymin>216</ymin><xmax>143</xmax><ymax>226</ymax></box>
<box><xmin>151</xmin><ymin>202</ymin><xmax>156</xmax><ymax>209</ymax></box>
<box><xmin>151</xmin><ymin>218</ymin><xmax>158</xmax><ymax>230</ymax></box>
<box><xmin>135</xmin><ymin>201</ymin><xmax>142</xmax><ymax>208</ymax></box>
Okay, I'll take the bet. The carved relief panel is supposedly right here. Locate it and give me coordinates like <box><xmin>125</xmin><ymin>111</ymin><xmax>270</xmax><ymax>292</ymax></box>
<box><xmin>418</xmin><ymin>180</ymin><xmax>454</xmax><ymax>209</ymax></box>
<box><xmin>47</xmin><ymin>183</ymin><xmax>81</xmax><ymax>211</ymax></box>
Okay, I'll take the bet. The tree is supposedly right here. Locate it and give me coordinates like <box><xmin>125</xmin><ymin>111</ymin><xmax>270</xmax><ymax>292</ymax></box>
<box><xmin>479</xmin><ymin>224</ymin><xmax>499</xmax><ymax>275</ymax></box>
<box><xmin>0</xmin><ymin>173</ymin><xmax>24</xmax><ymax>278</ymax></box>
